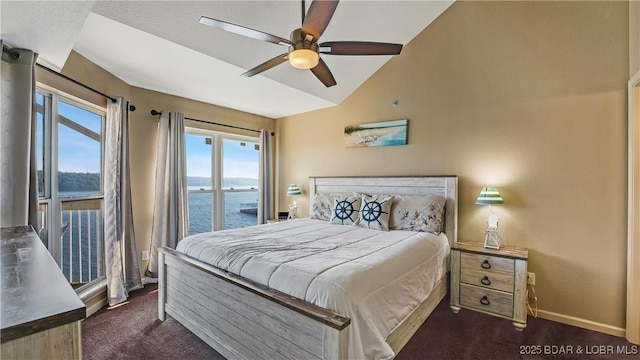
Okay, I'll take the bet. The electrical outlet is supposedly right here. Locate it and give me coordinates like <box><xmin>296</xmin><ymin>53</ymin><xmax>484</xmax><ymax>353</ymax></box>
<box><xmin>528</xmin><ymin>272</ymin><xmax>536</xmax><ymax>285</ymax></box>
<box><xmin>141</xmin><ymin>250</ymin><xmax>149</xmax><ymax>261</ymax></box>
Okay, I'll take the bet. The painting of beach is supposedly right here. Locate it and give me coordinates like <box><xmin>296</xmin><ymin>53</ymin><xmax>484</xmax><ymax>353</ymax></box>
<box><xmin>344</xmin><ymin>119</ymin><xmax>408</xmax><ymax>147</ymax></box>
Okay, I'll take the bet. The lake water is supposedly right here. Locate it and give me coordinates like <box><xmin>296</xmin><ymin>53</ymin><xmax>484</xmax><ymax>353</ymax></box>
<box><xmin>188</xmin><ymin>191</ymin><xmax>258</xmax><ymax>234</ymax></box>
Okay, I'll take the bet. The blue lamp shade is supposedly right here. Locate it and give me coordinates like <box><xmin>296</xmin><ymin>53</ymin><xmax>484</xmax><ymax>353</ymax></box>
<box><xmin>475</xmin><ymin>187</ymin><xmax>504</xmax><ymax>205</ymax></box>
<box><xmin>286</xmin><ymin>184</ymin><xmax>302</xmax><ymax>196</ymax></box>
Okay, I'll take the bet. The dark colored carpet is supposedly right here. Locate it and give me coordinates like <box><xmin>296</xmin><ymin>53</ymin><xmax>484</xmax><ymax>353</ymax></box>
<box><xmin>82</xmin><ymin>284</ymin><xmax>224</xmax><ymax>360</ymax></box>
<box><xmin>83</xmin><ymin>284</ymin><xmax>638</xmax><ymax>360</ymax></box>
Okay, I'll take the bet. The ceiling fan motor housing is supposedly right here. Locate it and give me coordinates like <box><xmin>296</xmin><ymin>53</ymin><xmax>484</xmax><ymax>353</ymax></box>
<box><xmin>290</xmin><ymin>29</ymin><xmax>318</xmax><ymax>52</ymax></box>
<box><xmin>288</xmin><ymin>29</ymin><xmax>320</xmax><ymax>69</ymax></box>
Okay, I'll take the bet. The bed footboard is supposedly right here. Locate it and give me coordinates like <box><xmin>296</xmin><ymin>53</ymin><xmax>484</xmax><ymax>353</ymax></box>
<box><xmin>158</xmin><ymin>248</ymin><xmax>350</xmax><ymax>360</ymax></box>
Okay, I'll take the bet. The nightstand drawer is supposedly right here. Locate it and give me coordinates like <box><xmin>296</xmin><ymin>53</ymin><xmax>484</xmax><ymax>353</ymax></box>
<box><xmin>461</xmin><ymin>252</ymin><xmax>514</xmax><ymax>277</ymax></box>
<box><xmin>460</xmin><ymin>284</ymin><xmax>514</xmax><ymax>318</ymax></box>
<box><xmin>460</xmin><ymin>270</ymin><xmax>514</xmax><ymax>292</ymax></box>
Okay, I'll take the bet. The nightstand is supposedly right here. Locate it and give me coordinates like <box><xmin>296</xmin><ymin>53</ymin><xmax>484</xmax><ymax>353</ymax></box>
<box><xmin>449</xmin><ymin>242</ymin><xmax>529</xmax><ymax>330</ymax></box>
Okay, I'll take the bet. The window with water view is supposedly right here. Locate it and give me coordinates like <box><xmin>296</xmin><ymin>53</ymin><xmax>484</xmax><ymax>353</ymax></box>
<box><xmin>186</xmin><ymin>131</ymin><xmax>260</xmax><ymax>234</ymax></box>
<box><xmin>36</xmin><ymin>90</ymin><xmax>105</xmax><ymax>287</ymax></box>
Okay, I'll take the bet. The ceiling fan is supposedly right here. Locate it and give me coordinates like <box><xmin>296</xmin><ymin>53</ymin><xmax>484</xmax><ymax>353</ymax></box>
<box><xmin>198</xmin><ymin>0</ymin><xmax>403</xmax><ymax>87</ymax></box>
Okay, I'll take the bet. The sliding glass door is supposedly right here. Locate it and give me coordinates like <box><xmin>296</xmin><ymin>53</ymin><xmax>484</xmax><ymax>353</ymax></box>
<box><xmin>185</xmin><ymin>130</ymin><xmax>259</xmax><ymax>234</ymax></box>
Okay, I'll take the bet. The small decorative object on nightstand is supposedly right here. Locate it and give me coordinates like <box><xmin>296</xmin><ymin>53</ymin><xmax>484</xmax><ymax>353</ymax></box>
<box><xmin>449</xmin><ymin>242</ymin><xmax>528</xmax><ymax>331</ymax></box>
<box><xmin>286</xmin><ymin>184</ymin><xmax>301</xmax><ymax>219</ymax></box>
<box><xmin>476</xmin><ymin>187</ymin><xmax>504</xmax><ymax>249</ymax></box>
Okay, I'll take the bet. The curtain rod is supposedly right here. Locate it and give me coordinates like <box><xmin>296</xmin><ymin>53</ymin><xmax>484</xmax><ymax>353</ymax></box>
<box><xmin>3</xmin><ymin>46</ymin><xmax>129</xmax><ymax>108</ymax></box>
<box><xmin>34</xmin><ymin>63</ymin><xmax>137</xmax><ymax>112</ymax></box>
<box><xmin>2</xmin><ymin>45</ymin><xmax>20</xmax><ymax>60</ymax></box>
<box><xmin>36</xmin><ymin>63</ymin><xmax>115</xmax><ymax>102</ymax></box>
<box><xmin>150</xmin><ymin>109</ymin><xmax>274</xmax><ymax>136</ymax></box>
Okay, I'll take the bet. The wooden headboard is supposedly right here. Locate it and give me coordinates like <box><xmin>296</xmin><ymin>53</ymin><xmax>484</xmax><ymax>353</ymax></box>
<box><xmin>309</xmin><ymin>176</ymin><xmax>458</xmax><ymax>246</ymax></box>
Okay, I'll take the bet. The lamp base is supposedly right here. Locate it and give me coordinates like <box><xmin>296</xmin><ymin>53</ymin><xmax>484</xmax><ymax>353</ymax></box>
<box><xmin>483</xmin><ymin>228</ymin><xmax>502</xmax><ymax>249</ymax></box>
<box><xmin>287</xmin><ymin>202</ymin><xmax>298</xmax><ymax>220</ymax></box>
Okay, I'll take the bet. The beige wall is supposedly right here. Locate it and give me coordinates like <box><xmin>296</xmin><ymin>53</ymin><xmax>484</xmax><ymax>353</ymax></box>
<box><xmin>277</xmin><ymin>1</ymin><xmax>629</xmax><ymax>330</ymax></box>
<box><xmin>37</xmin><ymin>51</ymin><xmax>275</xmax><ymax>279</ymax></box>
<box><xmin>632</xmin><ymin>0</ymin><xmax>639</xmax><ymax>75</ymax></box>
<box><xmin>36</xmin><ymin>51</ymin><xmax>129</xmax><ymax>108</ymax></box>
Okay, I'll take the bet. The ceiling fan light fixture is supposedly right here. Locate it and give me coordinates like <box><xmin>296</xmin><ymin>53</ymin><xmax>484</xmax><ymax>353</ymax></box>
<box><xmin>289</xmin><ymin>49</ymin><xmax>319</xmax><ymax>69</ymax></box>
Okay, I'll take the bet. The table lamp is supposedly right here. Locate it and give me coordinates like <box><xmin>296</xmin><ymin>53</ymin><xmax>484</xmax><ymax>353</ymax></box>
<box><xmin>286</xmin><ymin>184</ymin><xmax>301</xmax><ymax>219</ymax></box>
<box><xmin>476</xmin><ymin>187</ymin><xmax>504</xmax><ymax>249</ymax></box>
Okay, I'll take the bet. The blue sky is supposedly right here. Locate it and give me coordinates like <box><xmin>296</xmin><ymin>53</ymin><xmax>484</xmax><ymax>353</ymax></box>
<box><xmin>57</xmin><ymin>101</ymin><xmax>101</xmax><ymax>173</ymax></box>
<box><xmin>37</xmin><ymin>94</ymin><xmax>101</xmax><ymax>174</ymax></box>
<box><xmin>185</xmin><ymin>134</ymin><xmax>259</xmax><ymax>179</ymax></box>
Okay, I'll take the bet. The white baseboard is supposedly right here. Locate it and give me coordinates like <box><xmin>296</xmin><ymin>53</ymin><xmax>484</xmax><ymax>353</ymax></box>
<box><xmin>537</xmin><ymin>309</ymin><xmax>626</xmax><ymax>338</ymax></box>
<box><xmin>77</xmin><ymin>278</ymin><xmax>108</xmax><ymax>317</ymax></box>
<box><xmin>85</xmin><ymin>298</ymin><xmax>108</xmax><ymax>317</ymax></box>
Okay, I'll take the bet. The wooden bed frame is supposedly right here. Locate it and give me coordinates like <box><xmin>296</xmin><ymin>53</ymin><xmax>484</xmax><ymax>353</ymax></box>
<box><xmin>158</xmin><ymin>176</ymin><xmax>458</xmax><ymax>359</ymax></box>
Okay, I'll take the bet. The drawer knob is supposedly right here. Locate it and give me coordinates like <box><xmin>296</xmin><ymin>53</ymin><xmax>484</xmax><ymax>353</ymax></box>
<box><xmin>480</xmin><ymin>296</ymin><xmax>491</xmax><ymax>306</ymax></box>
<box><xmin>481</xmin><ymin>260</ymin><xmax>492</xmax><ymax>269</ymax></box>
<box><xmin>481</xmin><ymin>276</ymin><xmax>491</xmax><ymax>286</ymax></box>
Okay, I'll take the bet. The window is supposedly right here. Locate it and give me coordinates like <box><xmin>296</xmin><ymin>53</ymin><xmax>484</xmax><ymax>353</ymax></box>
<box><xmin>185</xmin><ymin>130</ymin><xmax>260</xmax><ymax>234</ymax></box>
<box><xmin>57</xmin><ymin>100</ymin><xmax>102</xmax><ymax>195</ymax></box>
<box><xmin>36</xmin><ymin>88</ymin><xmax>105</xmax><ymax>286</ymax></box>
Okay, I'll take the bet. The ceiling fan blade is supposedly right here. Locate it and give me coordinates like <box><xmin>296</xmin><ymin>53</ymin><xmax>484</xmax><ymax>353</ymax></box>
<box><xmin>199</xmin><ymin>16</ymin><xmax>292</xmax><ymax>46</ymax></box>
<box><xmin>319</xmin><ymin>41</ymin><xmax>403</xmax><ymax>55</ymax></box>
<box><xmin>241</xmin><ymin>53</ymin><xmax>289</xmax><ymax>77</ymax></box>
<box><xmin>310</xmin><ymin>58</ymin><xmax>337</xmax><ymax>87</ymax></box>
<box><xmin>301</xmin><ymin>0</ymin><xmax>339</xmax><ymax>40</ymax></box>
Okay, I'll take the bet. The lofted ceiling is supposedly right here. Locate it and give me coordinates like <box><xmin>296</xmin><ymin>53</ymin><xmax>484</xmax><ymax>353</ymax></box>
<box><xmin>1</xmin><ymin>1</ymin><xmax>453</xmax><ymax>118</ymax></box>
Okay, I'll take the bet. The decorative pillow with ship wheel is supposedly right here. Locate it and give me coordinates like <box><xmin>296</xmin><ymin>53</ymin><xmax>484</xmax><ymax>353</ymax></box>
<box><xmin>330</xmin><ymin>194</ymin><xmax>362</xmax><ymax>226</ymax></box>
<box><xmin>356</xmin><ymin>195</ymin><xmax>393</xmax><ymax>231</ymax></box>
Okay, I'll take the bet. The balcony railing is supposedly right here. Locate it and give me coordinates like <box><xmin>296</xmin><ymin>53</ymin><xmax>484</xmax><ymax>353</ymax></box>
<box><xmin>61</xmin><ymin>198</ymin><xmax>104</xmax><ymax>286</ymax></box>
<box><xmin>39</xmin><ymin>198</ymin><xmax>104</xmax><ymax>287</ymax></box>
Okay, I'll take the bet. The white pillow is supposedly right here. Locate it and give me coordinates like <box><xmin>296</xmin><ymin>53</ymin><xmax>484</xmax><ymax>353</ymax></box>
<box><xmin>389</xmin><ymin>195</ymin><xmax>446</xmax><ymax>234</ymax></box>
<box><xmin>330</xmin><ymin>193</ymin><xmax>362</xmax><ymax>225</ymax></box>
<box><xmin>356</xmin><ymin>195</ymin><xmax>394</xmax><ymax>231</ymax></box>
<box><xmin>310</xmin><ymin>192</ymin><xmax>338</xmax><ymax>221</ymax></box>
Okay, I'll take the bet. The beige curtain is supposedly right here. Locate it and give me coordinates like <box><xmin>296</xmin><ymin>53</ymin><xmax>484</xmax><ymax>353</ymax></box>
<box><xmin>147</xmin><ymin>111</ymin><xmax>188</xmax><ymax>278</ymax></box>
<box><xmin>0</xmin><ymin>41</ymin><xmax>38</xmax><ymax>229</ymax></box>
<box><xmin>257</xmin><ymin>130</ymin><xmax>274</xmax><ymax>224</ymax></box>
<box><xmin>104</xmin><ymin>97</ymin><xmax>143</xmax><ymax>306</ymax></box>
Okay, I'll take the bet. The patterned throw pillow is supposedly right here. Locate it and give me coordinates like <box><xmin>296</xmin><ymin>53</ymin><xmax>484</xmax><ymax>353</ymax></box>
<box><xmin>356</xmin><ymin>195</ymin><xmax>393</xmax><ymax>231</ymax></box>
<box><xmin>310</xmin><ymin>192</ymin><xmax>338</xmax><ymax>221</ymax></box>
<box><xmin>330</xmin><ymin>194</ymin><xmax>362</xmax><ymax>225</ymax></box>
<box><xmin>389</xmin><ymin>195</ymin><xmax>446</xmax><ymax>234</ymax></box>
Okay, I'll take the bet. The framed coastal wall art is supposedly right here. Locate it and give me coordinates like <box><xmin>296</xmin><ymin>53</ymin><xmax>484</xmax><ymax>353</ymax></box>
<box><xmin>344</xmin><ymin>119</ymin><xmax>408</xmax><ymax>148</ymax></box>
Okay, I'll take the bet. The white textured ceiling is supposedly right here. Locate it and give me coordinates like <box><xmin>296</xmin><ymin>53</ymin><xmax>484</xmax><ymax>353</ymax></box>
<box><xmin>0</xmin><ymin>0</ymin><xmax>96</xmax><ymax>71</ymax></box>
<box><xmin>1</xmin><ymin>1</ymin><xmax>454</xmax><ymax>118</ymax></box>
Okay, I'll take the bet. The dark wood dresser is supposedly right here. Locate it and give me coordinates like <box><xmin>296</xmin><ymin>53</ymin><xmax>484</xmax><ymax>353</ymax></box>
<box><xmin>1</xmin><ymin>225</ymin><xmax>86</xmax><ymax>359</ymax></box>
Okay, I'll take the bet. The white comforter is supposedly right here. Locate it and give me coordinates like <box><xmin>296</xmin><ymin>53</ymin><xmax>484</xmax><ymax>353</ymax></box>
<box><xmin>176</xmin><ymin>218</ymin><xmax>449</xmax><ymax>360</ymax></box>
